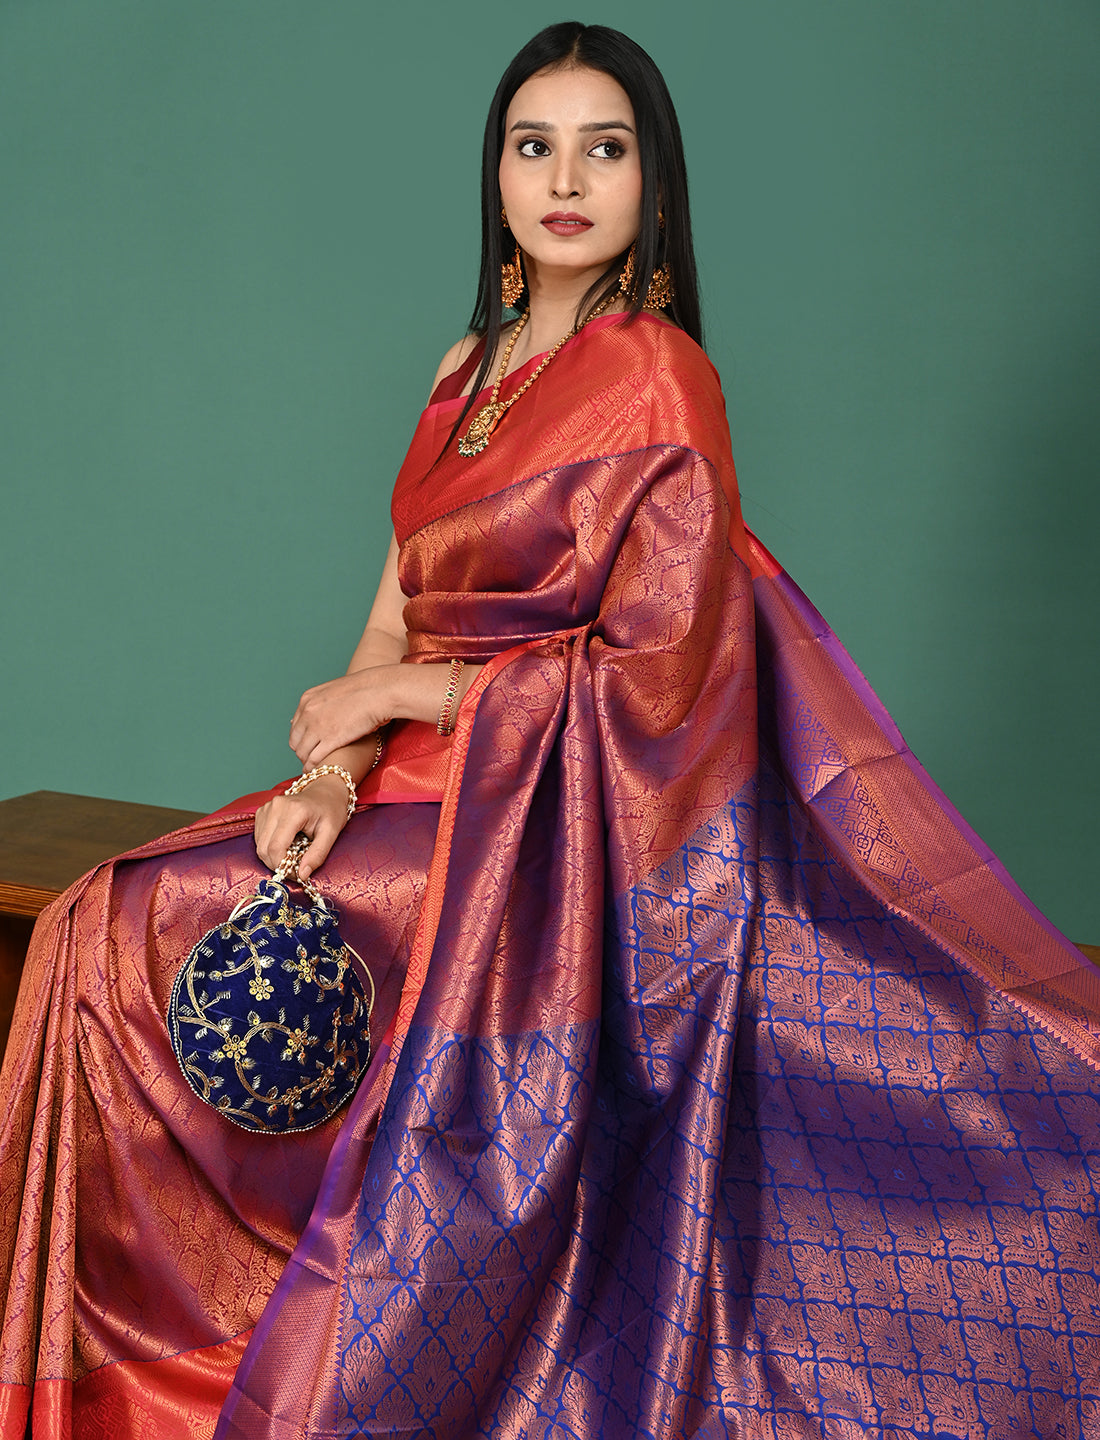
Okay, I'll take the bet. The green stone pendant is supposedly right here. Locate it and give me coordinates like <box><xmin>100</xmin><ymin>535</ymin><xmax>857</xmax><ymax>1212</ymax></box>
<box><xmin>457</xmin><ymin>401</ymin><xmax>506</xmax><ymax>457</ymax></box>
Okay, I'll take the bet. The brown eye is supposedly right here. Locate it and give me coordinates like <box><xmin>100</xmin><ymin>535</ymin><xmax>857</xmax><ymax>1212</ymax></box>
<box><xmin>518</xmin><ymin>138</ymin><xmax>551</xmax><ymax>158</ymax></box>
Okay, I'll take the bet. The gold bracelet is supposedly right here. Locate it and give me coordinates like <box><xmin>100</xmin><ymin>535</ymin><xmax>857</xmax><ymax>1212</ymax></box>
<box><xmin>286</xmin><ymin>763</ymin><xmax>357</xmax><ymax>820</ymax></box>
<box><xmin>436</xmin><ymin>659</ymin><xmax>465</xmax><ymax>737</ymax></box>
<box><xmin>285</xmin><ymin>734</ymin><xmax>384</xmax><ymax>819</ymax></box>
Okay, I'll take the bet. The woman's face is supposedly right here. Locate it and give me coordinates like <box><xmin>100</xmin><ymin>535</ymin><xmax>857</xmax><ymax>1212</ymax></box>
<box><xmin>499</xmin><ymin>65</ymin><xmax>643</xmax><ymax>289</ymax></box>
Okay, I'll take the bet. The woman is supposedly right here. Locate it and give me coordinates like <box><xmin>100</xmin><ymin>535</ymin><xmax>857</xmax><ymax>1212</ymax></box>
<box><xmin>4</xmin><ymin>21</ymin><xmax>1100</xmax><ymax>1440</ymax></box>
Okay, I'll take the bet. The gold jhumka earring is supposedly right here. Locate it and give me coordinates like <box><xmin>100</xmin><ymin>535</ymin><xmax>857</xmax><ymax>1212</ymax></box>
<box><xmin>501</xmin><ymin>245</ymin><xmax>525</xmax><ymax>308</ymax></box>
<box><xmin>500</xmin><ymin>206</ymin><xmax>525</xmax><ymax>309</ymax></box>
<box><xmin>619</xmin><ymin>242</ymin><xmax>675</xmax><ymax>309</ymax></box>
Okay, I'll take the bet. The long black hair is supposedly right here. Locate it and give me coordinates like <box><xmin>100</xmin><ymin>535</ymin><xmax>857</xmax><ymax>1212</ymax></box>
<box><xmin>453</xmin><ymin>22</ymin><xmax>703</xmax><ymax>435</ymax></box>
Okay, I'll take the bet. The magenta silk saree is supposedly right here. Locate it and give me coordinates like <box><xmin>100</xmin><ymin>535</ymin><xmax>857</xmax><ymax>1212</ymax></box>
<box><xmin>4</xmin><ymin>314</ymin><xmax>1100</xmax><ymax>1439</ymax></box>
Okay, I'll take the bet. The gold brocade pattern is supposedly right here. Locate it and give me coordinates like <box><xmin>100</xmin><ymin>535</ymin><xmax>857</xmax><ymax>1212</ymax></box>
<box><xmin>0</xmin><ymin>802</ymin><xmax>437</xmax><ymax>1424</ymax></box>
<box><xmin>6</xmin><ymin>312</ymin><xmax>1100</xmax><ymax>1439</ymax></box>
<box><xmin>393</xmin><ymin>315</ymin><xmax>751</xmax><ymax>570</ymax></box>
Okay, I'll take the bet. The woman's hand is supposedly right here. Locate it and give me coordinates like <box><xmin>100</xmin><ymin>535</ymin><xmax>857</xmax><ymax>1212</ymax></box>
<box><xmin>290</xmin><ymin>667</ymin><xmax>396</xmax><ymax>771</ymax></box>
<box><xmin>253</xmin><ymin>774</ymin><xmax>350</xmax><ymax>880</ymax></box>
<box><xmin>290</xmin><ymin>662</ymin><xmax>485</xmax><ymax>769</ymax></box>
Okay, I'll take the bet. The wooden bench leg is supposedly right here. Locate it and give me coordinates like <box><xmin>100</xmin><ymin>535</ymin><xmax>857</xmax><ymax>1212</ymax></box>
<box><xmin>0</xmin><ymin>913</ymin><xmax>35</xmax><ymax>1064</ymax></box>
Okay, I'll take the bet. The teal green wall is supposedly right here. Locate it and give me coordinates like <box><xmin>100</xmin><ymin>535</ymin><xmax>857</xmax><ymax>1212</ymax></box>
<box><xmin>3</xmin><ymin>1</ymin><xmax>1097</xmax><ymax>939</ymax></box>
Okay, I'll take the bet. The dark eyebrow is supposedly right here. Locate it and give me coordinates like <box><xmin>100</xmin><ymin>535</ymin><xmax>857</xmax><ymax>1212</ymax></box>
<box><xmin>508</xmin><ymin>119</ymin><xmax>635</xmax><ymax>135</ymax></box>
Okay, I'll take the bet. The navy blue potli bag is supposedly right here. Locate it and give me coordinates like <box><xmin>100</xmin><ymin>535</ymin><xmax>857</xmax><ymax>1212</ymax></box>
<box><xmin>167</xmin><ymin>834</ymin><xmax>375</xmax><ymax>1133</ymax></box>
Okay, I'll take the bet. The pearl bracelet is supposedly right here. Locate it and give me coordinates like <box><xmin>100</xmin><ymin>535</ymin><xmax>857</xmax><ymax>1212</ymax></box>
<box><xmin>286</xmin><ymin>764</ymin><xmax>357</xmax><ymax>820</ymax></box>
<box><xmin>285</xmin><ymin>734</ymin><xmax>384</xmax><ymax>820</ymax></box>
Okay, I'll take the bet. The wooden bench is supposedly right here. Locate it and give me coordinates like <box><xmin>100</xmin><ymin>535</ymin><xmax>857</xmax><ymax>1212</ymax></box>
<box><xmin>1</xmin><ymin>791</ymin><xmax>1098</xmax><ymax>1067</ymax></box>
<box><xmin>0</xmin><ymin>791</ymin><xmax>203</xmax><ymax>1059</ymax></box>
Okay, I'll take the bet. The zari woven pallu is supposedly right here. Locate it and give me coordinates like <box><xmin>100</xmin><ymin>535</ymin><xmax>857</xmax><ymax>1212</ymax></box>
<box><xmin>4</xmin><ymin>313</ymin><xmax>1100</xmax><ymax>1439</ymax></box>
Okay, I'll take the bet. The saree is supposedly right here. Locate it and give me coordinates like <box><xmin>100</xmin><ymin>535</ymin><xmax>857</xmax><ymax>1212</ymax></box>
<box><xmin>3</xmin><ymin>312</ymin><xmax>1100</xmax><ymax>1439</ymax></box>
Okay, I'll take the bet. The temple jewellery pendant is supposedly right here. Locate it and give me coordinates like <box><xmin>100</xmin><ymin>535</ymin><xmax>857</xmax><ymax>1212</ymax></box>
<box><xmin>456</xmin><ymin>295</ymin><xmax>613</xmax><ymax>458</ymax></box>
<box><xmin>457</xmin><ymin>402</ymin><xmax>506</xmax><ymax>457</ymax></box>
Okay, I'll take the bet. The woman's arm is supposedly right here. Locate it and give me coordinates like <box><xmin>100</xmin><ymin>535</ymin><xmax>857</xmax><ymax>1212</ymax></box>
<box><xmin>253</xmin><ymin>733</ymin><xmax>382</xmax><ymax>879</ymax></box>
<box><xmin>343</xmin><ymin>533</ymin><xmax>408</xmax><ymax>671</ymax></box>
<box><xmin>256</xmin><ymin>528</ymin><xmax>480</xmax><ymax>878</ymax></box>
<box><xmin>256</xmin><ymin>340</ymin><xmax>486</xmax><ymax>877</ymax></box>
<box><xmin>287</xmin><ymin>532</ymin><xmax>481</xmax><ymax>767</ymax></box>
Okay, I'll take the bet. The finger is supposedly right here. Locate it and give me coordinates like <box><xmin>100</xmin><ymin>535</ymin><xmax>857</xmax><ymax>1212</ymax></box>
<box><xmin>256</xmin><ymin>819</ymin><xmax>293</xmax><ymax>871</ymax></box>
<box><xmin>253</xmin><ymin>802</ymin><xmax>280</xmax><ymax>865</ymax></box>
<box><xmin>298</xmin><ymin>733</ymin><xmax>326</xmax><ymax>769</ymax></box>
<box><xmin>304</xmin><ymin>720</ymin><xmax>359</xmax><ymax>769</ymax></box>
<box><xmin>277</xmin><ymin>811</ymin><xmax>317</xmax><ymax>868</ymax></box>
<box><xmin>290</xmin><ymin>701</ymin><xmax>322</xmax><ymax>752</ymax></box>
<box><xmin>295</xmin><ymin>738</ymin><xmax>330</xmax><ymax>769</ymax></box>
<box><xmin>289</xmin><ymin>718</ymin><xmax>310</xmax><ymax>755</ymax></box>
<box><xmin>290</xmin><ymin>714</ymin><xmax>321</xmax><ymax>760</ymax></box>
<box><xmin>306</xmin><ymin>740</ymin><xmax>341</xmax><ymax>770</ymax></box>
<box><xmin>298</xmin><ymin>817</ymin><xmax>343</xmax><ymax>879</ymax></box>
<box><xmin>255</xmin><ymin>798</ymin><xmax>308</xmax><ymax>871</ymax></box>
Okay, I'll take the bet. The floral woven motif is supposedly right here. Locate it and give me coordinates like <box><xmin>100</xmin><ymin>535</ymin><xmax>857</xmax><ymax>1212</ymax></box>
<box><xmin>168</xmin><ymin>876</ymin><xmax>374</xmax><ymax>1133</ymax></box>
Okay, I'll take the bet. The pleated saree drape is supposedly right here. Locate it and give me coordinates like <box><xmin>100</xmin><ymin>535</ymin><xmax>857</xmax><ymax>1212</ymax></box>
<box><xmin>4</xmin><ymin>314</ymin><xmax>1100</xmax><ymax>1438</ymax></box>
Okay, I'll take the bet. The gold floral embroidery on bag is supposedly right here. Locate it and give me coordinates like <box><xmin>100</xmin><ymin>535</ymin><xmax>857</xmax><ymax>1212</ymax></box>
<box><xmin>167</xmin><ymin>838</ymin><xmax>375</xmax><ymax>1133</ymax></box>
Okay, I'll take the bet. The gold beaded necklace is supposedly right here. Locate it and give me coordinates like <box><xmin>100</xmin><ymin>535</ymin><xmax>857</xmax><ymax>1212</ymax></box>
<box><xmin>457</xmin><ymin>293</ymin><xmax>616</xmax><ymax>458</ymax></box>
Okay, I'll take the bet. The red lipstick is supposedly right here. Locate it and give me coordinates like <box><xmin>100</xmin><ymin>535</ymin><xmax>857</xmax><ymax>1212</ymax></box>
<box><xmin>541</xmin><ymin>211</ymin><xmax>593</xmax><ymax>236</ymax></box>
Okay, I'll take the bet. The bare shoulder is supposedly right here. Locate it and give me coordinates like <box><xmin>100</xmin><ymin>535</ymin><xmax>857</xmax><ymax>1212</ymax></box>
<box><xmin>428</xmin><ymin>334</ymin><xmax>480</xmax><ymax>398</ymax></box>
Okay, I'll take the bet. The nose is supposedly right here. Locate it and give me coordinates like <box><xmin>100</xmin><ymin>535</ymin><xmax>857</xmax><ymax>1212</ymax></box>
<box><xmin>549</xmin><ymin>150</ymin><xmax>584</xmax><ymax>201</ymax></box>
